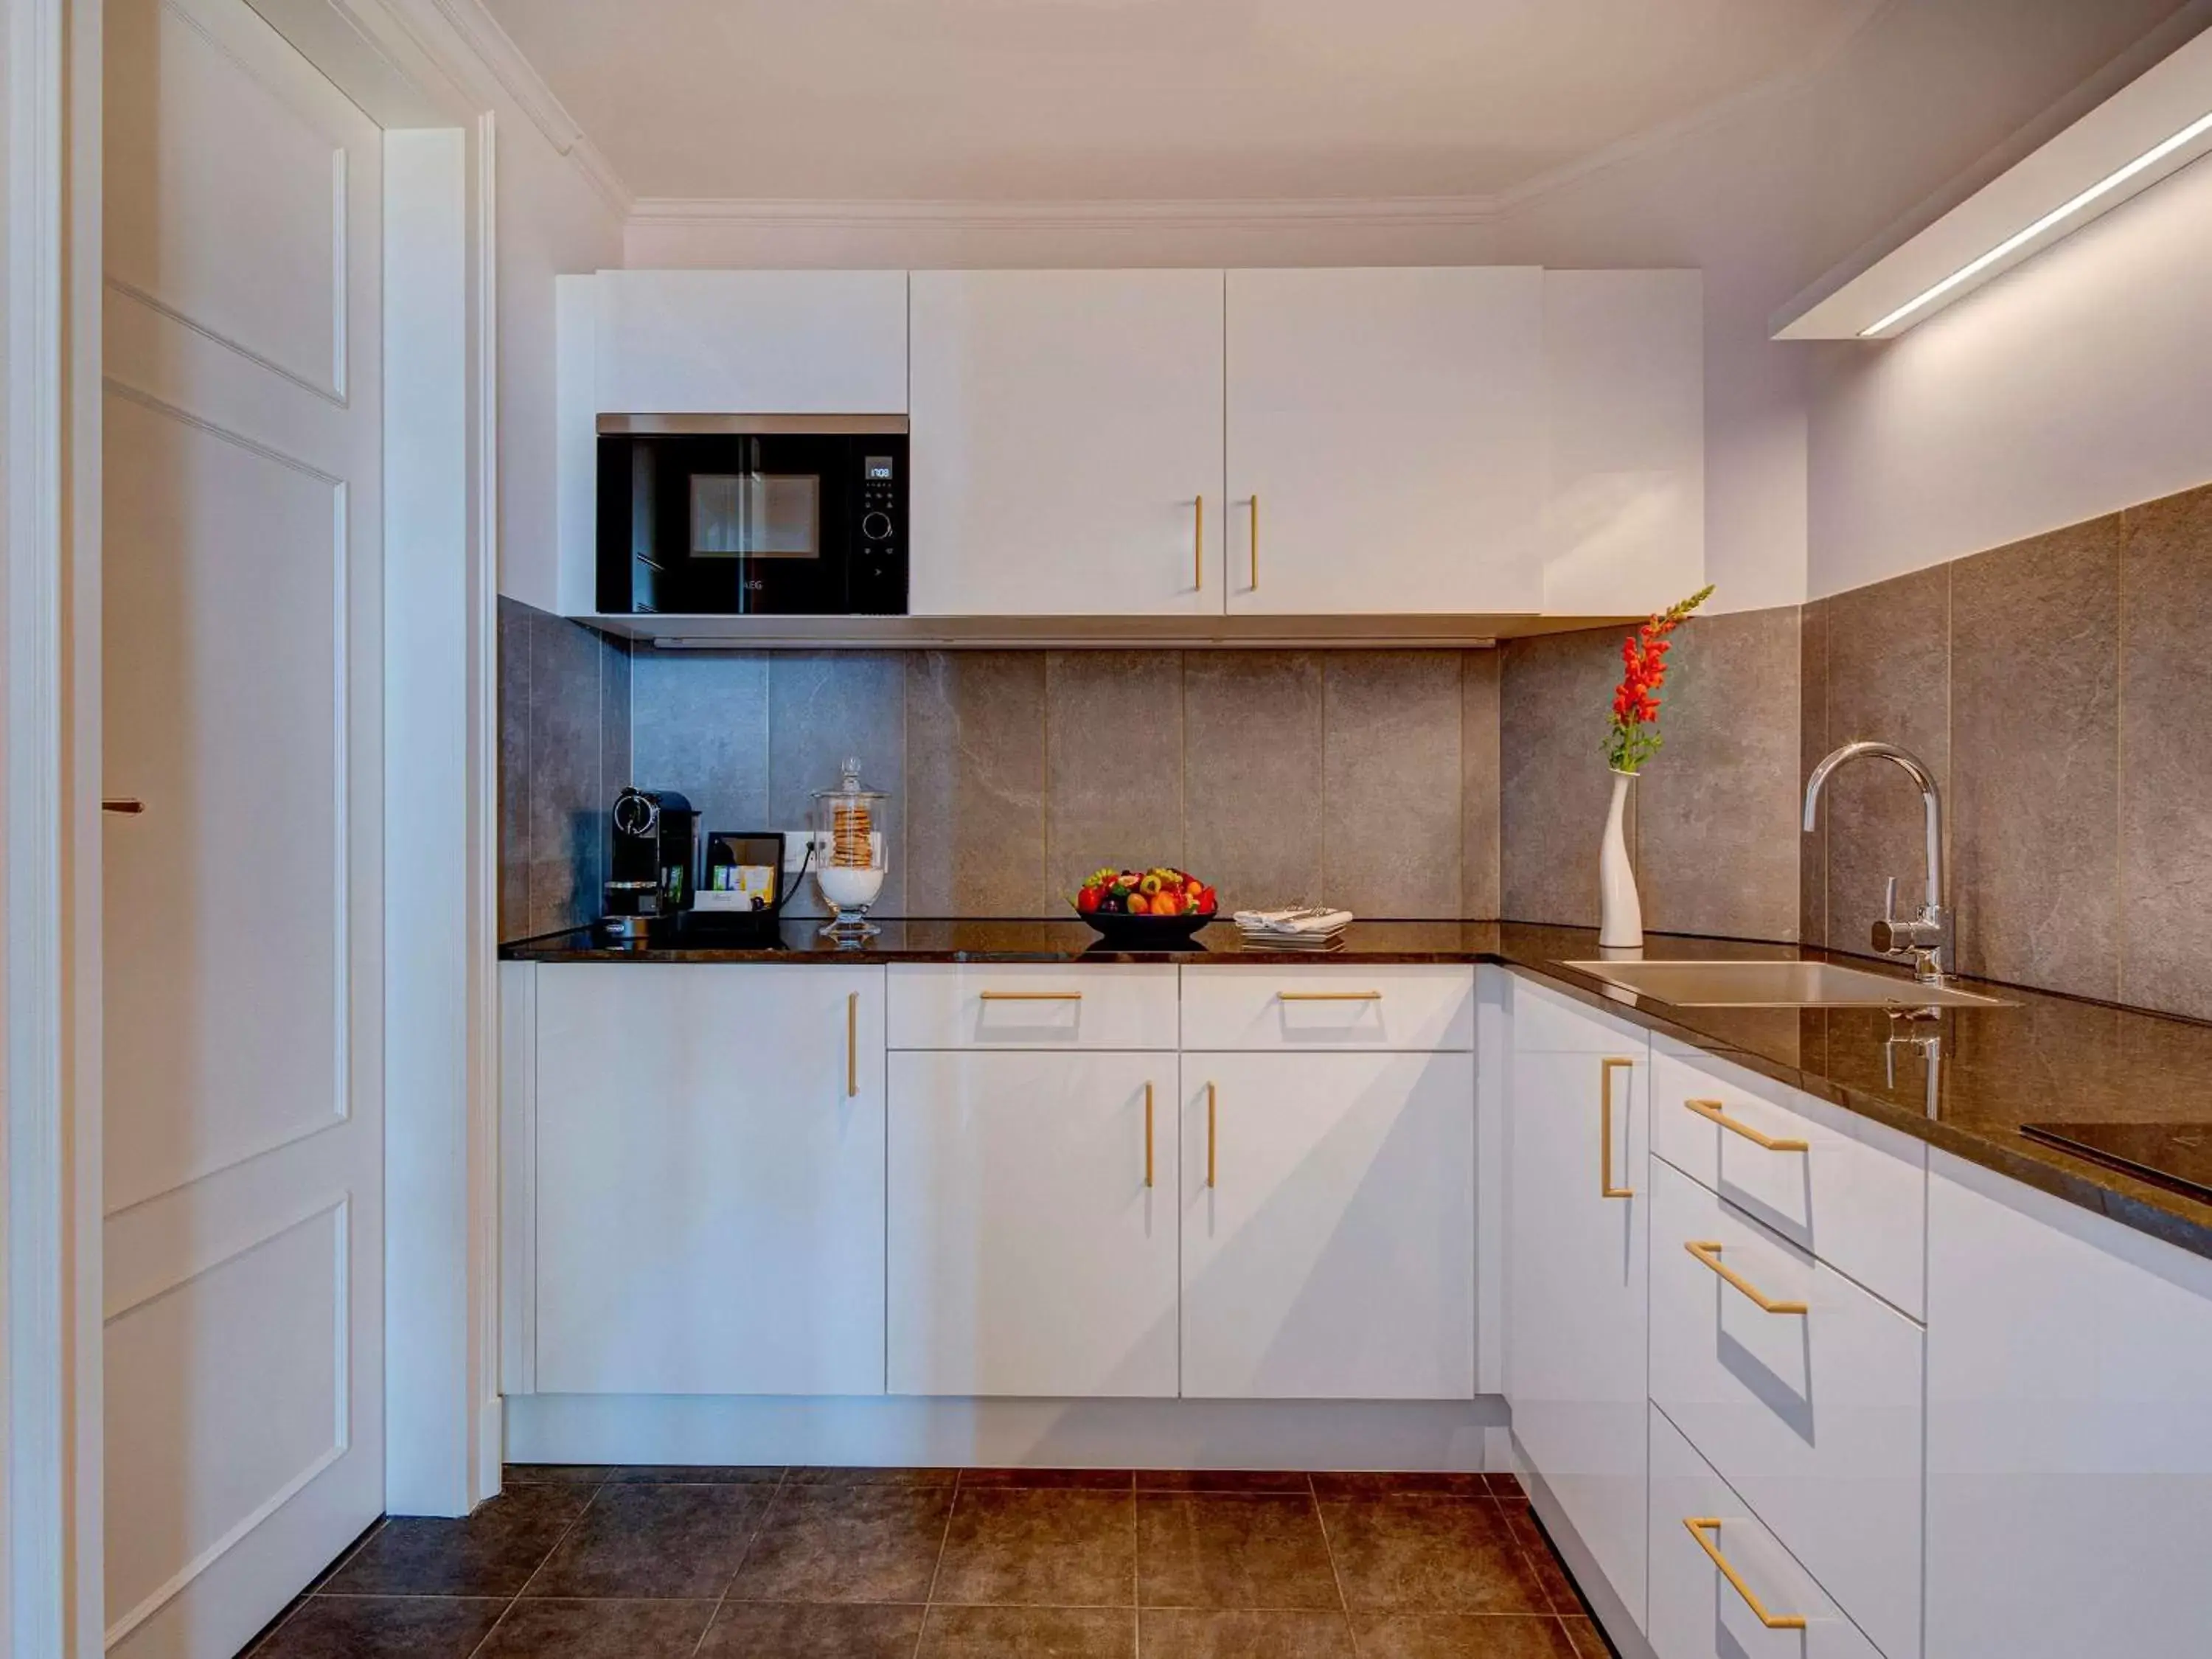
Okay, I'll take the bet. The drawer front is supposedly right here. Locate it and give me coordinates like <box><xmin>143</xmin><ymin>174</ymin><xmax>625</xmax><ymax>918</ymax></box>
<box><xmin>1652</xmin><ymin>1045</ymin><xmax>1927</xmax><ymax>1318</ymax></box>
<box><xmin>1650</xmin><ymin>1158</ymin><xmax>1923</xmax><ymax>1659</ymax></box>
<box><xmin>1180</xmin><ymin>964</ymin><xmax>1473</xmax><ymax>1051</ymax></box>
<box><xmin>1511</xmin><ymin>974</ymin><xmax>1650</xmax><ymax>1057</ymax></box>
<box><xmin>1649</xmin><ymin>1405</ymin><xmax>1887</xmax><ymax>1659</ymax></box>
<box><xmin>887</xmin><ymin>963</ymin><xmax>1178</xmax><ymax>1050</ymax></box>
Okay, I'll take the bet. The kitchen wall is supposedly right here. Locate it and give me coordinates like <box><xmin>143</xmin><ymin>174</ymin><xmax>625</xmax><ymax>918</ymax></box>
<box><xmin>1801</xmin><ymin>479</ymin><xmax>2212</xmax><ymax>1022</ymax></box>
<box><xmin>501</xmin><ymin>633</ymin><xmax>1500</xmax><ymax>935</ymax></box>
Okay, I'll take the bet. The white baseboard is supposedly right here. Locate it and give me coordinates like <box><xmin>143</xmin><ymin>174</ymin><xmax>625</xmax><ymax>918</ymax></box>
<box><xmin>506</xmin><ymin>1393</ymin><xmax>1511</xmax><ymax>1472</ymax></box>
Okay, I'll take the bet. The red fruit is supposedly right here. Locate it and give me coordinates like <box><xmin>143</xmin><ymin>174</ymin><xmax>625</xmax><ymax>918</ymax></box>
<box><xmin>1077</xmin><ymin>886</ymin><xmax>1100</xmax><ymax>914</ymax></box>
<box><xmin>1197</xmin><ymin>886</ymin><xmax>1217</xmax><ymax>916</ymax></box>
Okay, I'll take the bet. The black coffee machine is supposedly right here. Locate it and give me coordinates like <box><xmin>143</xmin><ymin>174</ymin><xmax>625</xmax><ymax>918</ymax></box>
<box><xmin>601</xmin><ymin>787</ymin><xmax>697</xmax><ymax>942</ymax></box>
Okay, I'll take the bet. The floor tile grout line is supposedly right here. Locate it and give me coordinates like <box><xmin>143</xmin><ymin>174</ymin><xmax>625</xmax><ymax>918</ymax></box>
<box><xmin>685</xmin><ymin>1467</ymin><xmax>785</xmax><ymax>1659</ymax></box>
<box><xmin>1306</xmin><ymin>1472</ymin><xmax>1365</xmax><ymax>1659</ymax></box>
<box><xmin>909</xmin><ymin>1472</ymin><xmax>963</xmax><ymax>1659</ymax></box>
<box><xmin>249</xmin><ymin>1515</ymin><xmax>384</xmax><ymax>1652</ymax></box>
<box><xmin>451</xmin><ymin>1470</ymin><xmax>613</xmax><ymax>1659</ymax></box>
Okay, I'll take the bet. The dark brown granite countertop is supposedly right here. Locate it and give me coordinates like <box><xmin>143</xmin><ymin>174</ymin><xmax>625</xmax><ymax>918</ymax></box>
<box><xmin>501</xmin><ymin>918</ymin><xmax>2212</xmax><ymax>1261</ymax></box>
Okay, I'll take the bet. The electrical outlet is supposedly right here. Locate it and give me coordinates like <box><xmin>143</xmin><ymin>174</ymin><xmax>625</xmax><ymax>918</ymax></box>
<box><xmin>781</xmin><ymin>830</ymin><xmax>830</xmax><ymax>871</ymax></box>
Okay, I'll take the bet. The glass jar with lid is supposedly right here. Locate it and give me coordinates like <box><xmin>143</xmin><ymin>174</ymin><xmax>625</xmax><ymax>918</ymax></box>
<box><xmin>810</xmin><ymin>755</ymin><xmax>888</xmax><ymax>939</ymax></box>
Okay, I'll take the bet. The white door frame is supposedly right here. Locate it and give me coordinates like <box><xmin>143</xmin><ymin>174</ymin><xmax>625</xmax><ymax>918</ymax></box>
<box><xmin>4</xmin><ymin>0</ymin><xmax>505</xmax><ymax>1644</ymax></box>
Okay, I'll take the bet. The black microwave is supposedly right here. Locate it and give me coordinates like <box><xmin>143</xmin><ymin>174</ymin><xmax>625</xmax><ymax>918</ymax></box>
<box><xmin>597</xmin><ymin>415</ymin><xmax>908</xmax><ymax>615</ymax></box>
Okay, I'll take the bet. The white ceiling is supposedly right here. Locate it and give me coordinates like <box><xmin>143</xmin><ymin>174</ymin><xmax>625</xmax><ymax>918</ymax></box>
<box><xmin>480</xmin><ymin>0</ymin><xmax>1882</xmax><ymax>203</ymax></box>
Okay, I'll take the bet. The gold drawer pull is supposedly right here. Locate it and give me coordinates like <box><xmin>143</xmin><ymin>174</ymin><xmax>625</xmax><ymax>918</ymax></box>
<box><xmin>102</xmin><ymin>797</ymin><xmax>146</xmax><ymax>814</ymax></box>
<box><xmin>1600</xmin><ymin>1057</ymin><xmax>1635</xmax><ymax>1200</ymax></box>
<box><xmin>1683</xmin><ymin>1519</ymin><xmax>1807</xmax><ymax>1630</ymax></box>
<box><xmin>1686</xmin><ymin>1240</ymin><xmax>1807</xmax><ymax>1315</ymax></box>
<box><xmin>1194</xmin><ymin>495</ymin><xmax>1205</xmax><ymax>590</ymax></box>
<box><xmin>1248</xmin><ymin>493</ymin><xmax>1259</xmax><ymax>589</ymax></box>
<box><xmin>1144</xmin><ymin>1082</ymin><xmax>1155</xmax><ymax>1189</ymax></box>
<box><xmin>1206</xmin><ymin>1082</ymin><xmax>1217</xmax><ymax>1188</ymax></box>
<box><xmin>978</xmin><ymin>990</ymin><xmax>1083</xmax><ymax>1001</ymax></box>
<box><xmin>846</xmin><ymin>992</ymin><xmax>859</xmax><ymax>1098</ymax></box>
<box><xmin>1277</xmin><ymin>991</ymin><xmax>1381</xmax><ymax>1002</ymax></box>
<box><xmin>1686</xmin><ymin>1098</ymin><xmax>1808</xmax><ymax>1152</ymax></box>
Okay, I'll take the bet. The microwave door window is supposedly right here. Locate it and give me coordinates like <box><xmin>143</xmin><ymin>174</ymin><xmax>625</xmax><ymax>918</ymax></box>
<box><xmin>690</xmin><ymin>472</ymin><xmax>821</xmax><ymax>560</ymax></box>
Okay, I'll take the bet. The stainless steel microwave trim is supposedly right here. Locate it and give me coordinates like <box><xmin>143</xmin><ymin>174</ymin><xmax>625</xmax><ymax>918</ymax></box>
<box><xmin>596</xmin><ymin>413</ymin><xmax>911</xmax><ymax>437</ymax></box>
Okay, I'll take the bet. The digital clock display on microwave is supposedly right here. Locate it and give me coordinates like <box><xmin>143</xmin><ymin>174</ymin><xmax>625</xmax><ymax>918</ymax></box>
<box><xmin>864</xmin><ymin>456</ymin><xmax>896</xmax><ymax>481</ymax></box>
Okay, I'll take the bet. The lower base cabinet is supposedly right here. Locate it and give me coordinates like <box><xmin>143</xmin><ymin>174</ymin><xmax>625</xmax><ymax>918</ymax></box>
<box><xmin>1180</xmin><ymin>1050</ymin><xmax>1475</xmax><ymax>1400</ymax></box>
<box><xmin>887</xmin><ymin>1050</ymin><xmax>1178</xmax><ymax>1397</ymax></box>
<box><xmin>1649</xmin><ymin>1406</ymin><xmax>1884</xmax><ymax>1659</ymax></box>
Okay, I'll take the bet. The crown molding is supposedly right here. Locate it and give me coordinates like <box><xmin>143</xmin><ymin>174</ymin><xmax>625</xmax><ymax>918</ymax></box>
<box><xmin>363</xmin><ymin>0</ymin><xmax>633</xmax><ymax>216</ymax></box>
<box><xmin>625</xmin><ymin>193</ymin><xmax>1503</xmax><ymax>233</ymax></box>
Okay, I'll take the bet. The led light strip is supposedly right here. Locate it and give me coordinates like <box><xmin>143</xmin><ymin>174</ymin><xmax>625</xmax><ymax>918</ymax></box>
<box><xmin>1862</xmin><ymin>105</ymin><xmax>2212</xmax><ymax>337</ymax></box>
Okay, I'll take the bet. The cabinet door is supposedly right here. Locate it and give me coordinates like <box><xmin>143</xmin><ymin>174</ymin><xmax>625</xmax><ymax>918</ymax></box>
<box><xmin>593</xmin><ymin>269</ymin><xmax>909</xmax><ymax>414</ymax></box>
<box><xmin>888</xmin><ymin>1051</ymin><xmax>1178</xmax><ymax>1397</ymax></box>
<box><xmin>1180</xmin><ymin>1051</ymin><xmax>1475</xmax><ymax>1399</ymax></box>
<box><xmin>1507</xmin><ymin>1044</ymin><xmax>1649</xmax><ymax>1630</ymax></box>
<box><xmin>533</xmin><ymin>964</ymin><xmax>886</xmax><ymax>1395</ymax></box>
<box><xmin>908</xmin><ymin>269</ymin><xmax>1225</xmax><ymax>616</ymax></box>
<box><xmin>1225</xmin><ymin>267</ymin><xmax>1545</xmax><ymax>615</ymax></box>
<box><xmin>1927</xmin><ymin>1153</ymin><xmax>2212</xmax><ymax>1658</ymax></box>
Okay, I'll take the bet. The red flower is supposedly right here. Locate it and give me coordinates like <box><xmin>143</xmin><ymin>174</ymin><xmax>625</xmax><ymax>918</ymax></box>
<box><xmin>1606</xmin><ymin>585</ymin><xmax>1714</xmax><ymax>773</ymax></box>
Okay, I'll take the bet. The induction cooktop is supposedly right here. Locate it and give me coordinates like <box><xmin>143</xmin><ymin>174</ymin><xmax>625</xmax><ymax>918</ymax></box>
<box><xmin>2020</xmin><ymin>1122</ymin><xmax>2212</xmax><ymax>1206</ymax></box>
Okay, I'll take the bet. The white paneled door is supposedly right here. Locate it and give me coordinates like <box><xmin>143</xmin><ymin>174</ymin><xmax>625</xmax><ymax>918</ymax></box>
<box><xmin>101</xmin><ymin>0</ymin><xmax>384</xmax><ymax>1654</ymax></box>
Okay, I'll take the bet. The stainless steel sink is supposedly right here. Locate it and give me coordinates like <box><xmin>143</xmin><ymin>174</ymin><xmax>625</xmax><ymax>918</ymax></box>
<box><xmin>1560</xmin><ymin>959</ymin><xmax>2008</xmax><ymax>1009</ymax></box>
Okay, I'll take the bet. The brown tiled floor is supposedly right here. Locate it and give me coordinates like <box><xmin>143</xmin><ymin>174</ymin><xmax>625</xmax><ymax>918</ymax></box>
<box><xmin>243</xmin><ymin>1468</ymin><xmax>1615</xmax><ymax>1658</ymax></box>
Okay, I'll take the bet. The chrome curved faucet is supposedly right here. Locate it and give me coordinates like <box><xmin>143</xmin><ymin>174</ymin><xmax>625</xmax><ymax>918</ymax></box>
<box><xmin>1803</xmin><ymin>740</ymin><xmax>1951</xmax><ymax>984</ymax></box>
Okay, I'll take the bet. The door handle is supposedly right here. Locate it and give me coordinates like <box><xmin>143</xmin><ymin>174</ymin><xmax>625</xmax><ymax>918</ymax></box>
<box><xmin>846</xmin><ymin>991</ymin><xmax>859</xmax><ymax>1099</ymax></box>
<box><xmin>1206</xmin><ymin>1082</ymin><xmax>1217</xmax><ymax>1188</ymax></box>
<box><xmin>1684</xmin><ymin>1240</ymin><xmax>1808</xmax><ymax>1315</ymax></box>
<box><xmin>1683</xmin><ymin>1519</ymin><xmax>1807</xmax><ymax>1630</ymax></box>
<box><xmin>102</xmin><ymin>798</ymin><xmax>145</xmax><ymax>814</ymax></box>
<box><xmin>1248</xmin><ymin>493</ymin><xmax>1259</xmax><ymax>589</ymax></box>
<box><xmin>1144</xmin><ymin>1082</ymin><xmax>1155</xmax><ymax>1188</ymax></box>
<box><xmin>1194</xmin><ymin>495</ymin><xmax>1205</xmax><ymax>591</ymax></box>
<box><xmin>1600</xmin><ymin>1057</ymin><xmax>1635</xmax><ymax>1200</ymax></box>
<box><xmin>1685</xmin><ymin>1098</ymin><xmax>1808</xmax><ymax>1152</ymax></box>
<box><xmin>1276</xmin><ymin>990</ymin><xmax>1380</xmax><ymax>1003</ymax></box>
<box><xmin>978</xmin><ymin>991</ymin><xmax>1082</xmax><ymax>1001</ymax></box>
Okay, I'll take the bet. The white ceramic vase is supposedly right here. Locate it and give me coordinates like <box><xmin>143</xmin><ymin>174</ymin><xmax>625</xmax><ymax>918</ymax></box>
<box><xmin>1598</xmin><ymin>767</ymin><xmax>1643</xmax><ymax>950</ymax></box>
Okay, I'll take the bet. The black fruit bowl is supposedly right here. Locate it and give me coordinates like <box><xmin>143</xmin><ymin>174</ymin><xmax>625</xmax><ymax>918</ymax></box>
<box><xmin>1076</xmin><ymin>909</ymin><xmax>1214</xmax><ymax>946</ymax></box>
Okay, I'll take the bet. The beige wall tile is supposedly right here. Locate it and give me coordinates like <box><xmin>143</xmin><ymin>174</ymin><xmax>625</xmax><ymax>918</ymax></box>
<box><xmin>1322</xmin><ymin>653</ymin><xmax>1464</xmax><ymax>917</ymax></box>
<box><xmin>1950</xmin><ymin>518</ymin><xmax>2122</xmax><ymax>998</ymax></box>
<box><xmin>1798</xmin><ymin>599</ymin><xmax>1828</xmax><ymax>949</ymax></box>
<box><xmin>1183</xmin><ymin>652</ymin><xmax>1324</xmax><ymax>912</ymax></box>
<box><xmin>1045</xmin><ymin>652</ymin><xmax>1185</xmax><ymax>898</ymax></box>
<box><xmin>2119</xmin><ymin>483</ymin><xmax>2212</xmax><ymax>1018</ymax></box>
<box><xmin>768</xmin><ymin>653</ymin><xmax>908</xmax><ymax>917</ymax></box>
<box><xmin>1500</xmin><ymin>627</ymin><xmax>1618</xmax><ymax>927</ymax></box>
<box><xmin>905</xmin><ymin>652</ymin><xmax>1051</xmax><ymax>917</ymax></box>
<box><xmin>1463</xmin><ymin>652</ymin><xmax>1501</xmax><ymax>919</ymax></box>
<box><xmin>1638</xmin><ymin>608</ymin><xmax>1803</xmax><ymax>942</ymax></box>
<box><xmin>1816</xmin><ymin>564</ymin><xmax>1950</xmax><ymax>963</ymax></box>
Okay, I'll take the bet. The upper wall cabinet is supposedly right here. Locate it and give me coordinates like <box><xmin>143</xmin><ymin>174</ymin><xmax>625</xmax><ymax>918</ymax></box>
<box><xmin>589</xmin><ymin>269</ymin><xmax>909</xmax><ymax>414</ymax></box>
<box><xmin>1542</xmin><ymin>270</ymin><xmax>1704</xmax><ymax>616</ymax></box>
<box><xmin>908</xmin><ymin>269</ymin><xmax>1225</xmax><ymax>617</ymax></box>
<box><xmin>1225</xmin><ymin>267</ymin><xmax>1547</xmax><ymax>616</ymax></box>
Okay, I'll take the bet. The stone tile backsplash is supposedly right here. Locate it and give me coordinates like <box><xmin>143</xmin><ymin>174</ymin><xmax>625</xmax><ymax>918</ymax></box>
<box><xmin>501</xmin><ymin>476</ymin><xmax>2212</xmax><ymax>1023</ymax></box>
<box><xmin>1801</xmin><ymin>479</ymin><xmax>2212</xmax><ymax>1022</ymax></box>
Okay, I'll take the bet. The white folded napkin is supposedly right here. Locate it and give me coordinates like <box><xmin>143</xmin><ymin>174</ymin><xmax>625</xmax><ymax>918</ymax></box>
<box><xmin>1232</xmin><ymin>906</ymin><xmax>1355</xmax><ymax>936</ymax></box>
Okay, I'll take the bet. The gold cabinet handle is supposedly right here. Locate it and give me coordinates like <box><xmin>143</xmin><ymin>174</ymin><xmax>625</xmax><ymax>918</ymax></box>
<box><xmin>103</xmin><ymin>797</ymin><xmax>146</xmax><ymax>814</ymax></box>
<box><xmin>846</xmin><ymin>991</ymin><xmax>859</xmax><ymax>1098</ymax></box>
<box><xmin>1683</xmin><ymin>1519</ymin><xmax>1807</xmax><ymax>1630</ymax></box>
<box><xmin>1206</xmin><ymin>1082</ymin><xmax>1217</xmax><ymax>1188</ymax></box>
<box><xmin>1685</xmin><ymin>1240</ymin><xmax>1808</xmax><ymax>1315</ymax></box>
<box><xmin>978</xmin><ymin>990</ymin><xmax>1083</xmax><ymax>1002</ymax></box>
<box><xmin>1277</xmin><ymin>990</ymin><xmax>1381</xmax><ymax>1002</ymax></box>
<box><xmin>1248</xmin><ymin>493</ymin><xmax>1259</xmax><ymax>589</ymax></box>
<box><xmin>1144</xmin><ymin>1082</ymin><xmax>1155</xmax><ymax>1189</ymax></box>
<box><xmin>1600</xmin><ymin>1057</ymin><xmax>1635</xmax><ymax>1200</ymax></box>
<box><xmin>1194</xmin><ymin>495</ymin><xmax>1205</xmax><ymax>590</ymax></box>
<box><xmin>1686</xmin><ymin>1098</ymin><xmax>1808</xmax><ymax>1153</ymax></box>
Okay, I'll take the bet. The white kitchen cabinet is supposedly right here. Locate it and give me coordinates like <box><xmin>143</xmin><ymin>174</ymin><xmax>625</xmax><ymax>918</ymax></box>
<box><xmin>887</xmin><ymin>1050</ymin><xmax>1178</xmax><ymax>1397</ymax></box>
<box><xmin>532</xmin><ymin>963</ymin><xmax>887</xmax><ymax>1396</ymax></box>
<box><xmin>1179</xmin><ymin>1050</ymin><xmax>1475</xmax><ymax>1400</ymax></box>
<box><xmin>1647</xmin><ymin>1406</ymin><xmax>1885</xmax><ymax>1659</ymax></box>
<box><xmin>1179</xmin><ymin>963</ymin><xmax>1475</xmax><ymax>1052</ymax></box>
<box><xmin>908</xmin><ymin>268</ymin><xmax>1225</xmax><ymax>616</ymax></box>
<box><xmin>591</xmin><ymin>268</ymin><xmax>910</xmax><ymax>414</ymax></box>
<box><xmin>1506</xmin><ymin>983</ymin><xmax>1650</xmax><ymax>1632</ymax></box>
<box><xmin>1649</xmin><ymin>1158</ymin><xmax>1923</xmax><ymax>1659</ymax></box>
<box><xmin>1224</xmin><ymin>266</ymin><xmax>1547</xmax><ymax>616</ymax></box>
<box><xmin>1542</xmin><ymin>270</ymin><xmax>1704</xmax><ymax>616</ymax></box>
<box><xmin>1927</xmin><ymin>1151</ymin><xmax>2212</xmax><ymax>1659</ymax></box>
